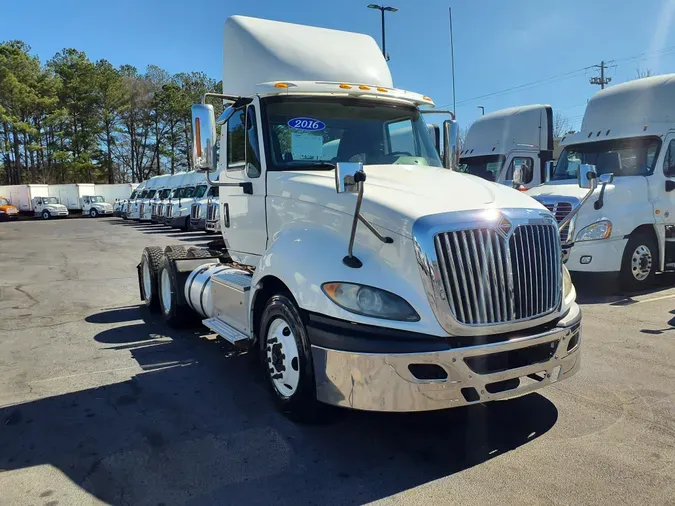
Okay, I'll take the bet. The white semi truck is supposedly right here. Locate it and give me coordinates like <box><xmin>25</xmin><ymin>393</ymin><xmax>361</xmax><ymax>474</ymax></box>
<box><xmin>166</xmin><ymin>171</ymin><xmax>205</xmax><ymax>230</ymax></box>
<box><xmin>137</xmin><ymin>16</ymin><xmax>581</xmax><ymax>421</ymax></box>
<box><xmin>125</xmin><ymin>181</ymin><xmax>146</xmax><ymax>220</ymax></box>
<box><xmin>141</xmin><ymin>174</ymin><xmax>171</xmax><ymax>222</ymax></box>
<box><xmin>460</xmin><ymin>105</ymin><xmax>554</xmax><ymax>189</ymax></box>
<box><xmin>528</xmin><ymin>74</ymin><xmax>675</xmax><ymax>291</ymax></box>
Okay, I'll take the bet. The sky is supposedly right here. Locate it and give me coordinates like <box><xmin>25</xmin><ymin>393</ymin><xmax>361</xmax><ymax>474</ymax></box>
<box><xmin>4</xmin><ymin>0</ymin><xmax>675</xmax><ymax>131</ymax></box>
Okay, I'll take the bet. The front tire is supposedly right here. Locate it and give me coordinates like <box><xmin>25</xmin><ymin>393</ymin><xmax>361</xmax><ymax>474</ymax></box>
<box><xmin>259</xmin><ymin>294</ymin><xmax>325</xmax><ymax>423</ymax></box>
<box><xmin>90</xmin><ymin>208</ymin><xmax>98</xmax><ymax>218</ymax></box>
<box><xmin>41</xmin><ymin>210</ymin><xmax>50</xmax><ymax>220</ymax></box>
<box><xmin>620</xmin><ymin>232</ymin><xmax>657</xmax><ymax>292</ymax></box>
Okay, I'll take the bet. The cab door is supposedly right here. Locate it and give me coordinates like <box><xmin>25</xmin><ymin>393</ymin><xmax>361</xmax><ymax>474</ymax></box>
<box><xmin>81</xmin><ymin>197</ymin><xmax>90</xmax><ymax>212</ymax></box>
<box><xmin>656</xmin><ymin>133</ymin><xmax>675</xmax><ymax>267</ymax></box>
<box><xmin>220</xmin><ymin>99</ymin><xmax>267</xmax><ymax>261</ymax></box>
<box><xmin>501</xmin><ymin>152</ymin><xmax>537</xmax><ymax>188</ymax></box>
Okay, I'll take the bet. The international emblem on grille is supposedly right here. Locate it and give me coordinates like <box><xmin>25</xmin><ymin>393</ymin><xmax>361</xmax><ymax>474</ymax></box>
<box><xmin>496</xmin><ymin>215</ymin><xmax>512</xmax><ymax>237</ymax></box>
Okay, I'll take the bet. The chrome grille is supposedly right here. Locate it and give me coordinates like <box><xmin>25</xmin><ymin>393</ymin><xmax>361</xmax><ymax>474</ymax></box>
<box><xmin>434</xmin><ymin>224</ymin><xmax>560</xmax><ymax>325</ymax></box>
<box><xmin>542</xmin><ymin>202</ymin><xmax>572</xmax><ymax>242</ymax></box>
<box><xmin>191</xmin><ymin>203</ymin><xmax>200</xmax><ymax>220</ymax></box>
<box><xmin>207</xmin><ymin>202</ymin><xmax>218</xmax><ymax>221</ymax></box>
<box><xmin>139</xmin><ymin>203</ymin><xmax>145</xmax><ymax>216</ymax></box>
<box><xmin>158</xmin><ymin>204</ymin><xmax>164</xmax><ymax>217</ymax></box>
<box><xmin>166</xmin><ymin>204</ymin><xmax>173</xmax><ymax>218</ymax></box>
<box><xmin>151</xmin><ymin>203</ymin><xmax>158</xmax><ymax>216</ymax></box>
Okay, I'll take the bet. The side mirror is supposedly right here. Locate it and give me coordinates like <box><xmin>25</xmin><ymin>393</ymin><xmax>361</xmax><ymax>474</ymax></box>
<box><xmin>335</xmin><ymin>162</ymin><xmax>365</xmax><ymax>194</ymax></box>
<box><xmin>513</xmin><ymin>164</ymin><xmax>524</xmax><ymax>186</ymax></box>
<box><xmin>578</xmin><ymin>164</ymin><xmax>598</xmax><ymax>190</ymax></box>
<box><xmin>442</xmin><ymin>120</ymin><xmax>460</xmax><ymax>171</ymax></box>
<box><xmin>191</xmin><ymin>104</ymin><xmax>217</xmax><ymax>172</ymax></box>
<box><xmin>599</xmin><ymin>173</ymin><xmax>614</xmax><ymax>185</ymax></box>
<box><xmin>427</xmin><ymin>124</ymin><xmax>440</xmax><ymax>156</ymax></box>
<box><xmin>545</xmin><ymin>160</ymin><xmax>555</xmax><ymax>182</ymax></box>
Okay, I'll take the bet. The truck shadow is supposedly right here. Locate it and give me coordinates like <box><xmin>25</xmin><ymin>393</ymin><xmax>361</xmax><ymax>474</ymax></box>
<box><xmin>0</xmin><ymin>306</ymin><xmax>559</xmax><ymax>505</ymax></box>
<box><xmin>640</xmin><ymin>309</ymin><xmax>675</xmax><ymax>335</ymax></box>
<box><xmin>574</xmin><ymin>272</ymin><xmax>675</xmax><ymax>305</ymax></box>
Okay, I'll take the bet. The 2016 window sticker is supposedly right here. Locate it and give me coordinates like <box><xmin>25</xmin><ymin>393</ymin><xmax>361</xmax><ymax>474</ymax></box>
<box><xmin>287</xmin><ymin>117</ymin><xmax>326</xmax><ymax>131</ymax></box>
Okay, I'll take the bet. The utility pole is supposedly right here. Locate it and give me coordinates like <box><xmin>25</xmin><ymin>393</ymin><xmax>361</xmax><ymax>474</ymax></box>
<box><xmin>367</xmin><ymin>4</ymin><xmax>398</xmax><ymax>61</ymax></box>
<box><xmin>590</xmin><ymin>61</ymin><xmax>612</xmax><ymax>89</ymax></box>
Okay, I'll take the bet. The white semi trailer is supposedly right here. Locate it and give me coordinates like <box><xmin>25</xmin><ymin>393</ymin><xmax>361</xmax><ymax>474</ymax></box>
<box><xmin>137</xmin><ymin>16</ymin><xmax>581</xmax><ymax>421</ymax></box>
<box><xmin>459</xmin><ymin>105</ymin><xmax>554</xmax><ymax>189</ymax></box>
<box><xmin>528</xmin><ymin>74</ymin><xmax>675</xmax><ymax>291</ymax></box>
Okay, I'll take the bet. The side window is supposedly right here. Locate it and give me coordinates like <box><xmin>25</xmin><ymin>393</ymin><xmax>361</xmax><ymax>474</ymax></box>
<box><xmin>386</xmin><ymin>119</ymin><xmax>415</xmax><ymax>154</ymax></box>
<box><xmin>246</xmin><ymin>106</ymin><xmax>261</xmax><ymax>178</ymax></box>
<box><xmin>227</xmin><ymin>108</ymin><xmax>246</xmax><ymax>169</ymax></box>
<box><xmin>663</xmin><ymin>139</ymin><xmax>675</xmax><ymax>177</ymax></box>
<box><xmin>505</xmin><ymin>157</ymin><xmax>534</xmax><ymax>183</ymax></box>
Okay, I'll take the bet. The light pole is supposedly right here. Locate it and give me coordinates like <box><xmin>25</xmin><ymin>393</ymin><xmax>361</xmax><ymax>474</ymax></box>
<box><xmin>367</xmin><ymin>4</ymin><xmax>398</xmax><ymax>61</ymax></box>
<box><xmin>477</xmin><ymin>105</ymin><xmax>485</xmax><ymax>116</ymax></box>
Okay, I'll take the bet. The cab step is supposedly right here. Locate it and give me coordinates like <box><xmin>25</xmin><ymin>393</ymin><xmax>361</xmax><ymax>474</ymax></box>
<box><xmin>203</xmin><ymin>317</ymin><xmax>249</xmax><ymax>344</ymax></box>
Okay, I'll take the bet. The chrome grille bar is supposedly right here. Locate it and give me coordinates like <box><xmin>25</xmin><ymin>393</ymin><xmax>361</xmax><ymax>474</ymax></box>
<box><xmin>435</xmin><ymin>223</ymin><xmax>560</xmax><ymax>326</ymax></box>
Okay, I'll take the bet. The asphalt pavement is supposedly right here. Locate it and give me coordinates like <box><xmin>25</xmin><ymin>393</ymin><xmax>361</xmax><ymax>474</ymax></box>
<box><xmin>0</xmin><ymin>218</ymin><xmax>673</xmax><ymax>505</ymax></box>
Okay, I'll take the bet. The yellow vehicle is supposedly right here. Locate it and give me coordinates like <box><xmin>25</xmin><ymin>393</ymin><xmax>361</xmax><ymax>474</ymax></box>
<box><xmin>0</xmin><ymin>196</ymin><xmax>19</xmax><ymax>221</ymax></box>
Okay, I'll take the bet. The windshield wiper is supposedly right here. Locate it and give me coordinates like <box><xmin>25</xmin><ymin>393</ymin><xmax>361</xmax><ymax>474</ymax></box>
<box><xmin>283</xmin><ymin>162</ymin><xmax>336</xmax><ymax>170</ymax></box>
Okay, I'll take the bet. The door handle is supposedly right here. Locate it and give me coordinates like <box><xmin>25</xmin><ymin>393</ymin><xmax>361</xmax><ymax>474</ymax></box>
<box><xmin>666</xmin><ymin>180</ymin><xmax>675</xmax><ymax>192</ymax></box>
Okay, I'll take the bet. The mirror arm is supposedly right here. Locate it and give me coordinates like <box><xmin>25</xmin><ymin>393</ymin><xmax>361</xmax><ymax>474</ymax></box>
<box><xmin>205</xmin><ymin>170</ymin><xmax>253</xmax><ymax>195</ymax></box>
<box><xmin>358</xmin><ymin>214</ymin><xmax>393</xmax><ymax>244</ymax></box>
<box><xmin>343</xmin><ymin>172</ymin><xmax>367</xmax><ymax>268</ymax></box>
<box><xmin>594</xmin><ymin>182</ymin><xmax>609</xmax><ymax>210</ymax></box>
<box><xmin>558</xmin><ymin>183</ymin><xmax>596</xmax><ymax>234</ymax></box>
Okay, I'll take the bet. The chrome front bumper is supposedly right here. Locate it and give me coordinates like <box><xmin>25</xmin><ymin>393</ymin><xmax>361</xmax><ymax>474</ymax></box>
<box><xmin>312</xmin><ymin>305</ymin><xmax>581</xmax><ymax>412</ymax></box>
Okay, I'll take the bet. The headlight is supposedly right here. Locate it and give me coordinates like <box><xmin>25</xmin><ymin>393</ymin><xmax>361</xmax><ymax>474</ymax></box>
<box><xmin>563</xmin><ymin>265</ymin><xmax>573</xmax><ymax>297</ymax></box>
<box><xmin>0</xmin><ymin>210</ymin><xmax>5</xmax><ymax>214</ymax></box>
<box><xmin>322</xmin><ymin>282</ymin><xmax>420</xmax><ymax>321</ymax></box>
<box><xmin>576</xmin><ymin>220</ymin><xmax>612</xmax><ymax>242</ymax></box>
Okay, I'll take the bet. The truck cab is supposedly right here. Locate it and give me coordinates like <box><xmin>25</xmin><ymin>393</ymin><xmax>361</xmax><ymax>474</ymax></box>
<box><xmin>0</xmin><ymin>196</ymin><xmax>19</xmax><ymax>220</ymax></box>
<box><xmin>203</xmin><ymin>185</ymin><xmax>221</xmax><ymax>234</ymax></box>
<box><xmin>138</xmin><ymin>16</ymin><xmax>581</xmax><ymax>421</ymax></box>
<box><xmin>81</xmin><ymin>195</ymin><xmax>114</xmax><ymax>217</ymax></box>
<box><xmin>138</xmin><ymin>176</ymin><xmax>163</xmax><ymax>222</ymax></box>
<box><xmin>142</xmin><ymin>175</ymin><xmax>171</xmax><ymax>222</ymax></box>
<box><xmin>127</xmin><ymin>181</ymin><xmax>147</xmax><ymax>220</ymax></box>
<box><xmin>167</xmin><ymin>171</ymin><xmax>204</xmax><ymax>230</ymax></box>
<box><xmin>529</xmin><ymin>74</ymin><xmax>675</xmax><ymax>291</ymax></box>
<box><xmin>460</xmin><ymin>105</ymin><xmax>553</xmax><ymax>189</ymax></box>
<box><xmin>189</xmin><ymin>178</ymin><xmax>213</xmax><ymax>231</ymax></box>
<box><xmin>33</xmin><ymin>196</ymin><xmax>68</xmax><ymax>219</ymax></box>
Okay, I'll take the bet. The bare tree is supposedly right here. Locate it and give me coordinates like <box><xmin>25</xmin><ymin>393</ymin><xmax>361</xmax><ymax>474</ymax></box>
<box><xmin>635</xmin><ymin>67</ymin><xmax>653</xmax><ymax>80</ymax></box>
<box><xmin>553</xmin><ymin>112</ymin><xmax>570</xmax><ymax>138</ymax></box>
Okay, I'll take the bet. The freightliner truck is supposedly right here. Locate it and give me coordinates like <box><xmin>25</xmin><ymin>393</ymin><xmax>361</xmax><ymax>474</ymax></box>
<box><xmin>528</xmin><ymin>74</ymin><xmax>675</xmax><ymax>291</ymax></box>
<box><xmin>137</xmin><ymin>16</ymin><xmax>581</xmax><ymax>421</ymax></box>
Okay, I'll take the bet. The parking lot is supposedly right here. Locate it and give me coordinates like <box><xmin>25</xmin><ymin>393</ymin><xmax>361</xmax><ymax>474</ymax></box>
<box><xmin>0</xmin><ymin>217</ymin><xmax>673</xmax><ymax>505</ymax></box>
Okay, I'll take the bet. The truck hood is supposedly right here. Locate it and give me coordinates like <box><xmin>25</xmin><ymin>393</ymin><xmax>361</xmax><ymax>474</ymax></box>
<box><xmin>527</xmin><ymin>180</ymin><xmax>590</xmax><ymax>200</ymax></box>
<box><xmin>46</xmin><ymin>204</ymin><xmax>68</xmax><ymax>211</ymax></box>
<box><xmin>0</xmin><ymin>204</ymin><xmax>18</xmax><ymax>213</ymax></box>
<box><xmin>267</xmin><ymin>164</ymin><xmax>546</xmax><ymax>238</ymax></box>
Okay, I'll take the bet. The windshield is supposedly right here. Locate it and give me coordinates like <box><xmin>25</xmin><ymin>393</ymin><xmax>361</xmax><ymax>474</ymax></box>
<box><xmin>0</xmin><ymin>198</ymin><xmax>9</xmax><ymax>206</ymax></box>
<box><xmin>90</xmin><ymin>196</ymin><xmax>104</xmax><ymax>203</ymax></box>
<box><xmin>139</xmin><ymin>190</ymin><xmax>148</xmax><ymax>198</ymax></box>
<box><xmin>171</xmin><ymin>188</ymin><xmax>182</xmax><ymax>198</ymax></box>
<box><xmin>262</xmin><ymin>97</ymin><xmax>442</xmax><ymax>170</ymax></box>
<box><xmin>194</xmin><ymin>185</ymin><xmax>207</xmax><ymax>198</ymax></box>
<box><xmin>159</xmin><ymin>189</ymin><xmax>171</xmax><ymax>199</ymax></box>
<box><xmin>552</xmin><ymin>136</ymin><xmax>661</xmax><ymax>181</ymax></box>
<box><xmin>129</xmin><ymin>191</ymin><xmax>137</xmax><ymax>200</ymax></box>
<box><xmin>145</xmin><ymin>189</ymin><xmax>156</xmax><ymax>198</ymax></box>
<box><xmin>43</xmin><ymin>197</ymin><xmax>59</xmax><ymax>204</ymax></box>
<box><xmin>458</xmin><ymin>155</ymin><xmax>505</xmax><ymax>182</ymax></box>
<box><xmin>207</xmin><ymin>186</ymin><xmax>218</xmax><ymax>198</ymax></box>
<box><xmin>183</xmin><ymin>186</ymin><xmax>196</xmax><ymax>198</ymax></box>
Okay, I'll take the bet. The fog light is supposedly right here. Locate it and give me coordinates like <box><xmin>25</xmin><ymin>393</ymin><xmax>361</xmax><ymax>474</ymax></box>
<box><xmin>580</xmin><ymin>255</ymin><xmax>592</xmax><ymax>264</ymax></box>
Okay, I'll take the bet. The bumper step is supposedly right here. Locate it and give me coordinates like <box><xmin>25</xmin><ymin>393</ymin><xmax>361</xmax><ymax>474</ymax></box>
<box><xmin>203</xmin><ymin>317</ymin><xmax>249</xmax><ymax>344</ymax></box>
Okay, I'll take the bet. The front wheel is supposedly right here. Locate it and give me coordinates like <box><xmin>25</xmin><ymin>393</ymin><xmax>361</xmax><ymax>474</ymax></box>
<box><xmin>41</xmin><ymin>210</ymin><xmax>50</xmax><ymax>220</ymax></box>
<box><xmin>260</xmin><ymin>294</ymin><xmax>326</xmax><ymax>423</ymax></box>
<box><xmin>90</xmin><ymin>208</ymin><xmax>98</xmax><ymax>218</ymax></box>
<box><xmin>620</xmin><ymin>232</ymin><xmax>657</xmax><ymax>292</ymax></box>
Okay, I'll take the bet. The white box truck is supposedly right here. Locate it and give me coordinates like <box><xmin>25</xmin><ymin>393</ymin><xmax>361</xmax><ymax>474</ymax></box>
<box><xmin>459</xmin><ymin>105</ymin><xmax>554</xmax><ymax>189</ymax></box>
<box><xmin>80</xmin><ymin>195</ymin><xmax>114</xmax><ymax>217</ymax></box>
<box><xmin>137</xmin><ymin>16</ymin><xmax>581</xmax><ymax>421</ymax></box>
<box><xmin>0</xmin><ymin>184</ymin><xmax>50</xmax><ymax>212</ymax></box>
<box><xmin>48</xmin><ymin>184</ymin><xmax>96</xmax><ymax>211</ymax></box>
<box><xmin>528</xmin><ymin>74</ymin><xmax>675</xmax><ymax>291</ymax></box>
<box><xmin>95</xmin><ymin>183</ymin><xmax>139</xmax><ymax>205</ymax></box>
<box><xmin>32</xmin><ymin>196</ymin><xmax>69</xmax><ymax>219</ymax></box>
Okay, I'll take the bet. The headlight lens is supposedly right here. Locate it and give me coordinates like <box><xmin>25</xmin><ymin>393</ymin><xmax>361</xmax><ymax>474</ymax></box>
<box><xmin>576</xmin><ymin>220</ymin><xmax>612</xmax><ymax>242</ymax></box>
<box><xmin>563</xmin><ymin>265</ymin><xmax>573</xmax><ymax>297</ymax></box>
<box><xmin>322</xmin><ymin>282</ymin><xmax>420</xmax><ymax>321</ymax></box>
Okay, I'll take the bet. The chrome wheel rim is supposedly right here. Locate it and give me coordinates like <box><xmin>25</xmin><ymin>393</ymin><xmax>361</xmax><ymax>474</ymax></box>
<box><xmin>631</xmin><ymin>245</ymin><xmax>652</xmax><ymax>281</ymax></box>
<box><xmin>266</xmin><ymin>317</ymin><xmax>300</xmax><ymax>398</ymax></box>
<box><xmin>160</xmin><ymin>268</ymin><xmax>172</xmax><ymax>314</ymax></box>
<box><xmin>142</xmin><ymin>260</ymin><xmax>152</xmax><ymax>302</ymax></box>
